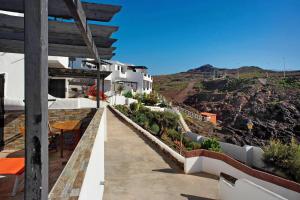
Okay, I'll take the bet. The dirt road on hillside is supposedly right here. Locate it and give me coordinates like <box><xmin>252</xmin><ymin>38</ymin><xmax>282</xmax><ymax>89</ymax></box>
<box><xmin>175</xmin><ymin>81</ymin><xmax>196</xmax><ymax>103</ymax></box>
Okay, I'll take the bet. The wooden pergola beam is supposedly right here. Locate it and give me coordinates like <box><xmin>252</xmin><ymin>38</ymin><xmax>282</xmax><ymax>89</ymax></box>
<box><xmin>0</xmin><ymin>39</ymin><xmax>115</xmax><ymax>59</ymax></box>
<box><xmin>0</xmin><ymin>13</ymin><xmax>118</xmax><ymax>48</ymax></box>
<box><xmin>48</xmin><ymin>67</ymin><xmax>111</xmax><ymax>79</ymax></box>
<box><xmin>0</xmin><ymin>14</ymin><xmax>118</xmax><ymax>38</ymax></box>
<box><xmin>24</xmin><ymin>0</ymin><xmax>48</xmax><ymax>199</ymax></box>
<box><xmin>63</xmin><ymin>0</ymin><xmax>101</xmax><ymax>63</ymax></box>
<box><xmin>0</xmin><ymin>0</ymin><xmax>121</xmax><ymax>22</ymax></box>
<box><xmin>0</xmin><ymin>31</ymin><xmax>117</xmax><ymax>48</ymax></box>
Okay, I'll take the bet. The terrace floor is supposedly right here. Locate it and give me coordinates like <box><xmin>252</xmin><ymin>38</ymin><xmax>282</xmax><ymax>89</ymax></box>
<box><xmin>104</xmin><ymin>110</ymin><xmax>220</xmax><ymax>200</ymax></box>
<box><xmin>0</xmin><ymin>148</ymin><xmax>73</xmax><ymax>200</ymax></box>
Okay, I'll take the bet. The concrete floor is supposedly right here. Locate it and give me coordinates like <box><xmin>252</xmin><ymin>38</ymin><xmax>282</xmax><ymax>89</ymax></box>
<box><xmin>103</xmin><ymin>110</ymin><xmax>220</xmax><ymax>200</ymax></box>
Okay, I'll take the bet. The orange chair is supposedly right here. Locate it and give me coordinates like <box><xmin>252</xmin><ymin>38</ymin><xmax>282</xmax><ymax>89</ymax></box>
<box><xmin>0</xmin><ymin>158</ymin><xmax>25</xmax><ymax>196</ymax></box>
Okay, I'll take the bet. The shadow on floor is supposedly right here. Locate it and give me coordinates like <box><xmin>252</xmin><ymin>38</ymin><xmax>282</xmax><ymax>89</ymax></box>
<box><xmin>152</xmin><ymin>168</ymin><xmax>180</xmax><ymax>174</ymax></box>
<box><xmin>191</xmin><ymin>172</ymin><xmax>219</xmax><ymax>180</ymax></box>
<box><xmin>181</xmin><ymin>193</ymin><xmax>216</xmax><ymax>200</ymax></box>
<box><xmin>151</xmin><ymin>169</ymin><xmax>219</xmax><ymax>183</ymax></box>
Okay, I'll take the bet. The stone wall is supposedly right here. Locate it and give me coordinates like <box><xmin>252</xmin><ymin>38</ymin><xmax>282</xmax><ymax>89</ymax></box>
<box><xmin>4</xmin><ymin>108</ymin><xmax>96</xmax><ymax>142</ymax></box>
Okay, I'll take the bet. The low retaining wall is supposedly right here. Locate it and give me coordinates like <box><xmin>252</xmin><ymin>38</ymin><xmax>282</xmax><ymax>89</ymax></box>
<box><xmin>175</xmin><ymin>106</ymin><xmax>265</xmax><ymax>168</ymax></box>
<box><xmin>184</xmin><ymin>126</ymin><xmax>264</xmax><ymax>168</ymax></box>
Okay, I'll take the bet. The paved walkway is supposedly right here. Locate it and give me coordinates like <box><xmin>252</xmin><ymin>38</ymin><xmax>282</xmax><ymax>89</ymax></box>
<box><xmin>103</xmin><ymin>110</ymin><xmax>219</xmax><ymax>200</ymax></box>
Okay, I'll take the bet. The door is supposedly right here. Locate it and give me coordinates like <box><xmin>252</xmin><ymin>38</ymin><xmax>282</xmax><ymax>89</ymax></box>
<box><xmin>49</xmin><ymin>79</ymin><xmax>66</xmax><ymax>98</ymax></box>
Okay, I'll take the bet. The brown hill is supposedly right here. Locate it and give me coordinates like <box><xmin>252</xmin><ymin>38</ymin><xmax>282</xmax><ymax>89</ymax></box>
<box><xmin>153</xmin><ymin>66</ymin><xmax>300</xmax><ymax>147</ymax></box>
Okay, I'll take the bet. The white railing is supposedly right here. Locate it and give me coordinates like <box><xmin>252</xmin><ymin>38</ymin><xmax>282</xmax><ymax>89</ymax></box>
<box><xmin>175</xmin><ymin>106</ymin><xmax>203</xmax><ymax>121</ymax></box>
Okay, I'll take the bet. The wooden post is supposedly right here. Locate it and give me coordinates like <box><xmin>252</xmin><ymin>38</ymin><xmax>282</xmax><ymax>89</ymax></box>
<box><xmin>102</xmin><ymin>76</ymin><xmax>105</xmax><ymax>102</ymax></box>
<box><xmin>24</xmin><ymin>0</ymin><xmax>48</xmax><ymax>199</ymax></box>
<box><xmin>96</xmin><ymin>64</ymin><xmax>100</xmax><ymax>108</ymax></box>
<box><xmin>101</xmin><ymin>76</ymin><xmax>105</xmax><ymax>104</ymax></box>
<box><xmin>0</xmin><ymin>74</ymin><xmax>4</xmax><ymax>151</ymax></box>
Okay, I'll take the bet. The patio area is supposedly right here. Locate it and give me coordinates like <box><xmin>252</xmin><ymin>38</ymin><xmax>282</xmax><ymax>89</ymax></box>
<box><xmin>0</xmin><ymin>108</ymin><xmax>96</xmax><ymax>199</ymax></box>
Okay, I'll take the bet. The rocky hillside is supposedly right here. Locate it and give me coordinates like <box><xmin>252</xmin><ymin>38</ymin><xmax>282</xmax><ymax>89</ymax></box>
<box><xmin>153</xmin><ymin>65</ymin><xmax>300</xmax><ymax>147</ymax></box>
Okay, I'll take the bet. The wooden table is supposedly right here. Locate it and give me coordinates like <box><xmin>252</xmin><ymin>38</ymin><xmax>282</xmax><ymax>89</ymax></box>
<box><xmin>51</xmin><ymin>120</ymin><xmax>81</xmax><ymax>158</ymax></box>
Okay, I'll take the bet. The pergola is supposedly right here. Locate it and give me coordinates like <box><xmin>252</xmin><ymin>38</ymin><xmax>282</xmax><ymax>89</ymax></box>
<box><xmin>0</xmin><ymin>0</ymin><xmax>121</xmax><ymax>199</ymax></box>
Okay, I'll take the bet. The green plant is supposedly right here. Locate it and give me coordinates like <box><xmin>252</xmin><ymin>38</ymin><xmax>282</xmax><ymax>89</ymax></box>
<box><xmin>116</xmin><ymin>84</ymin><xmax>124</xmax><ymax>94</ymax></box>
<box><xmin>201</xmin><ymin>138</ymin><xmax>221</xmax><ymax>152</ymax></box>
<box><xmin>129</xmin><ymin>102</ymin><xmax>140</xmax><ymax>112</ymax></box>
<box><xmin>141</xmin><ymin>92</ymin><xmax>159</xmax><ymax>106</ymax></box>
<box><xmin>132</xmin><ymin>112</ymin><xmax>149</xmax><ymax>129</ymax></box>
<box><xmin>167</xmin><ymin>129</ymin><xmax>181</xmax><ymax>141</ymax></box>
<box><xmin>263</xmin><ymin>140</ymin><xmax>292</xmax><ymax>168</ymax></box>
<box><xmin>134</xmin><ymin>93</ymin><xmax>143</xmax><ymax>102</ymax></box>
<box><xmin>263</xmin><ymin>138</ymin><xmax>300</xmax><ymax>182</ymax></box>
<box><xmin>278</xmin><ymin>77</ymin><xmax>300</xmax><ymax>89</ymax></box>
<box><xmin>191</xmin><ymin>141</ymin><xmax>201</xmax><ymax>150</ymax></box>
<box><xmin>182</xmin><ymin>138</ymin><xmax>202</xmax><ymax>151</ymax></box>
<box><xmin>150</xmin><ymin>123</ymin><xmax>160</xmax><ymax>135</ymax></box>
<box><xmin>124</xmin><ymin>91</ymin><xmax>133</xmax><ymax>98</ymax></box>
<box><xmin>115</xmin><ymin>105</ymin><xmax>130</xmax><ymax>116</ymax></box>
<box><xmin>154</xmin><ymin>111</ymin><xmax>179</xmax><ymax>137</ymax></box>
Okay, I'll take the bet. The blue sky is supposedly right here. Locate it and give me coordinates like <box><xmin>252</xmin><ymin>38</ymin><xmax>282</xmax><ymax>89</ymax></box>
<box><xmin>86</xmin><ymin>0</ymin><xmax>300</xmax><ymax>75</ymax></box>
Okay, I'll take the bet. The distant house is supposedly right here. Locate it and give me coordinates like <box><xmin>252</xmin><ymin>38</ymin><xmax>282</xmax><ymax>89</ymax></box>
<box><xmin>101</xmin><ymin>60</ymin><xmax>153</xmax><ymax>94</ymax></box>
<box><xmin>72</xmin><ymin>59</ymin><xmax>153</xmax><ymax>95</ymax></box>
<box><xmin>201</xmin><ymin>112</ymin><xmax>217</xmax><ymax>125</ymax></box>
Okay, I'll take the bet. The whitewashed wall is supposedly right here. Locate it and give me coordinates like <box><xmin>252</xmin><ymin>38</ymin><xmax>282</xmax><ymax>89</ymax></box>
<box><xmin>145</xmin><ymin>106</ymin><xmax>165</xmax><ymax>112</ymax></box>
<box><xmin>219</xmin><ymin>178</ymin><xmax>287</xmax><ymax>200</ymax></box>
<box><xmin>0</xmin><ymin>53</ymin><xmax>25</xmax><ymax>100</ymax></box>
<box><xmin>184</xmin><ymin>129</ymin><xmax>264</xmax><ymax>167</ymax></box>
<box><xmin>108</xmin><ymin>95</ymin><xmax>137</xmax><ymax>106</ymax></box>
<box><xmin>184</xmin><ymin>156</ymin><xmax>300</xmax><ymax>200</ymax></box>
<box><xmin>79</xmin><ymin>108</ymin><xmax>107</xmax><ymax>200</ymax></box>
<box><xmin>0</xmin><ymin>53</ymin><xmax>69</xmax><ymax>101</ymax></box>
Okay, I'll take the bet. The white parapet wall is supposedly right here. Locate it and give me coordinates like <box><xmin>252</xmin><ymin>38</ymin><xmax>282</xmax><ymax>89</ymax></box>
<box><xmin>108</xmin><ymin>95</ymin><xmax>137</xmax><ymax>106</ymax></box>
<box><xmin>219</xmin><ymin>178</ymin><xmax>288</xmax><ymax>200</ymax></box>
<box><xmin>79</xmin><ymin>108</ymin><xmax>107</xmax><ymax>200</ymax></box>
<box><xmin>184</xmin><ymin>155</ymin><xmax>300</xmax><ymax>200</ymax></box>
<box><xmin>184</xmin><ymin>129</ymin><xmax>264</xmax><ymax>168</ymax></box>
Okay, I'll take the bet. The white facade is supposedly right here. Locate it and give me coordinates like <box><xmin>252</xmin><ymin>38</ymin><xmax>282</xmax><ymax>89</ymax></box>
<box><xmin>102</xmin><ymin>60</ymin><xmax>153</xmax><ymax>94</ymax></box>
<box><xmin>0</xmin><ymin>52</ymin><xmax>69</xmax><ymax>101</ymax></box>
<box><xmin>0</xmin><ymin>53</ymin><xmax>25</xmax><ymax>100</ymax></box>
<box><xmin>77</xmin><ymin>59</ymin><xmax>153</xmax><ymax>95</ymax></box>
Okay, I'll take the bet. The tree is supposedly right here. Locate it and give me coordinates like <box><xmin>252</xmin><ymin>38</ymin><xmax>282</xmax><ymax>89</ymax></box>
<box><xmin>154</xmin><ymin>111</ymin><xmax>179</xmax><ymax>138</ymax></box>
<box><xmin>117</xmin><ymin>84</ymin><xmax>124</xmax><ymax>95</ymax></box>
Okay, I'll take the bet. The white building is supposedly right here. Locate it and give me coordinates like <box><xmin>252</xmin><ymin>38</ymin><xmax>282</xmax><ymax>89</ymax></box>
<box><xmin>0</xmin><ymin>52</ymin><xmax>69</xmax><ymax>101</ymax></box>
<box><xmin>75</xmin><ymin>59</ymin><xmax>153</xmax><ymax>95</ymax></box>
<box><xmin>1</xmin><ymin>53</ymin><xmax>153</xmax><ymax>109</ymax></box>
<box><xmin>101</xmin><ymin>60</ymin><xmax>153</xmax><ymax>94</ymax></box>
